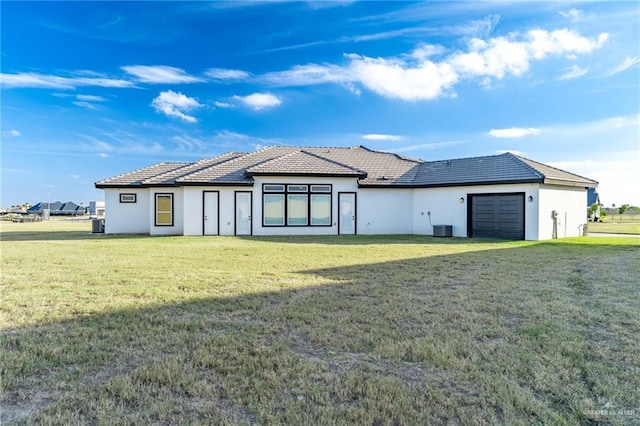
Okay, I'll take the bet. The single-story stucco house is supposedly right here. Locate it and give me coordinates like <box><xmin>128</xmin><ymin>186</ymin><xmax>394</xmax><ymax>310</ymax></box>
<box><xmin>95</xmin><ymin>145</ymin><xmax>597</xmax><ymax>240</ymax></box>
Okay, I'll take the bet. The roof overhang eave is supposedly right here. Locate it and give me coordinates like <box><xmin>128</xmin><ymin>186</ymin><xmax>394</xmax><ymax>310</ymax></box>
<box><xmin>543</xmin><ymin>178</ymin><xmax>598</xmax><ymax>188</ymax></box>
<box><xmin>409</xmin><ymin>178</ymin><xmax>545</xmax><ymax>189</ymax></box>
<box><xmin>245</xmin><ymin>171</ymin><xmax>367</xmax><ymax>178</ymax></box>
<box><xmin>358</xmin><ymin>182</ymin><xmax>414</xmax><ymax>188</ymax></box>
<box><xmin>95</xmin><ymin>183</ymin><xmax>143</xmax><ymax>189</ymax></box>
<box><xmin>177</xmin><ymin>180</ymin><xmax>254</xmax><ymax>187</ymax></box>
<box><xmin>94</xmin><ymin>183</ymin><xmax>180</xmax><ymax>189</ymax></box>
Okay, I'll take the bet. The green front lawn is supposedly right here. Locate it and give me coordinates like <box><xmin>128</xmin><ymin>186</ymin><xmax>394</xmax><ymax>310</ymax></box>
<box><xmin>2</xmin><ymin>220</ymin><xmax>639</xmax><ymax>424</ymax></box>
<box><xmin>588</xmin><ymin>221</ymin><xmax>640</xmax><ymax>235</ymax></box>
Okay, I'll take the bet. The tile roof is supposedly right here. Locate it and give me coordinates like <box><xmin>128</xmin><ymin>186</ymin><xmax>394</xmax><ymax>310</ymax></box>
<box><xmin>95</xmin><ymin>147</ymin><xmax>597</xmax><ymax>189</ymax></box>
<box><xmin>301</xmin><ymin>146</ymin><xmax>421</xmax><ymax>186</ymax></box>
<box><xmin>514</xmin><ymin>155</ymin><xmax>597</xmax><ymax>187</ymax></box>
<box><xmin>245</xmin><ymin>150</ymin><xmax>367</xmax><ymax>177</ymax></box>
<box><xmin>176</xmin><ymin>146</ymin><xmax>295</xmax><ymax>185</ymax></box>
<box><xmin>95</xmin><ymin>162</ymin><xmax>189</xmax><ymax>187</ymax></box>
<box><xmin>412</xmin><ymin>152</ymin><xmax>597</xmax><ymax>188</ymax></box>
<box><xmin>142</xmin><ymin>152</ymin><xmax>244</xmax><ymax>185</ymax></box>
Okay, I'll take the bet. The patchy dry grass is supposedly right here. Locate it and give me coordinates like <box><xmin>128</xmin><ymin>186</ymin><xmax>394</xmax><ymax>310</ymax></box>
<box><xmin>590</xmin><ymin>213</ymin><xmax>640</xmax><ymax>235</ymax></box>
<box><xmin>589</xmin><ymin>221</ymin><xmax>640</xmax><ymax>235</ymax></box>
<box><xmin>2</xmin><ymin>220</ymin><xmax>639</xmax><ymax>424</ymax></box>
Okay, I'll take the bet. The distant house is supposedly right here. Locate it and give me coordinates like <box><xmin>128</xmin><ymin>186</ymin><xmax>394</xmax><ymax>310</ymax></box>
<box><xmin>95</xmin><ymin>146</ymin><xmax>598</xmax><ymax>240</ymax></box>
<box><xmin>89</xmin><ymin>201</ymin><xmax>105</xmax><ymax>218</ymax></box>
<box><xmin>28</xmin><ymin>201</ymin><xmax>86</xmax><ymax>216</ymax></box>
<box><xmin>587</xmin><ymin>188</ymin><xmax>601</xmax><ymax>220</ymax></box>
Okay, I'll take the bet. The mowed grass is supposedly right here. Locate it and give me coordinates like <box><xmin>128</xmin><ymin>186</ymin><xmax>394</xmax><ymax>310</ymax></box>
<box><xmin>590</xmin><ymin>213</ymin><xmax>640</xmax><ymax>235</ymax></box>
<box><xmin>2</xmin><ymin>220</ymin><xmax>639</xmax><ymax>425</ymax></box>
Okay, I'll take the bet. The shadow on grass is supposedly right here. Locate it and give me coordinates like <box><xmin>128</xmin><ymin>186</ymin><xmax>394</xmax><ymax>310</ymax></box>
<box><xmin>240</xmin><ymin>234</ymin><xmax>492</xmax><ymax>246</ymax></box>
<box><xmin>2</xmin><ymin>241</ymin><xmax>639</xmax><ymax>424</ymax></box>
<box><xmin>0</xmin><ymin>231</ymin><xmax>150</xmax><ymax>242</ymax></box>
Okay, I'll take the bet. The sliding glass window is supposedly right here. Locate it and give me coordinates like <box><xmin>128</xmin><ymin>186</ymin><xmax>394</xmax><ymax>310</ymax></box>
<box><xmin>262</xmin><ymin>184</ymin><xmax>332</xmax><ymax>227</ymax></box>
<box><xmin>263</xmin><ymin>194</ymin><xmax>285</xmax><ymax>225</ymax></box>
<box><xmin>311</xmin><ymin>194</ymin><xmax>331</xmax><ymax>225</ymax></box>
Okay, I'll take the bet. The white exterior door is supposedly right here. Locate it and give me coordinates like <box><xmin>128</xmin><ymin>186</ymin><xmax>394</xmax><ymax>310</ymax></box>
<box><xmin>339</xmin><ymin>192</ymin><xmax>356</xmax><ymax>235</ymax></box>
<box><xmin>235</xmin><ymin>192</ymin><xmax>252</xmax><ymax>235</ymax></box>
<box><xmin>203</xmin><ymin>191</ymin><xmax>219</xmax><ymax>235</ymax></box>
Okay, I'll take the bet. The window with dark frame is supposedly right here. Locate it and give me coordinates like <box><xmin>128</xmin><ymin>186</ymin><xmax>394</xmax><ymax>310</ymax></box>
<box><xmin>119</xmin><ymin>193</ymin><xmax>137</xmax><ymax>203</ymax></box>
<box><xmin>155</xmin><ymin>193</ymin><xmax>173</xmax><ymax>226</ymax></box>
<box><xmin>262</xmin><ymin>184</ymin><xmax>332</xmax><ymax>227</ymax></box>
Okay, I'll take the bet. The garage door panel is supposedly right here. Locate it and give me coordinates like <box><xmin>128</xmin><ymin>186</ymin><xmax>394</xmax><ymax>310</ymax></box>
<box><xmin>475</xmin><ymin>221</ymin><xmax>495</xmax><ymax>229</ymax></box>
<box><xmin>477</xmin><ymin>213</ymin><xmax>495</xmax><ymax>220</ymax></box>
<box><xmin>499</xmin><ymin>213</ymin><xmax>520</xmax><ymax>220</ymax></box>
<box><xmin>499</xmin><ymin>205</ymin><xmax>520</xmax><ymax>212</ymax></box>
<box><xmin>470</xmin><ymin>193</ymin><xmax>524</xmax><ymax>240</ymax></box>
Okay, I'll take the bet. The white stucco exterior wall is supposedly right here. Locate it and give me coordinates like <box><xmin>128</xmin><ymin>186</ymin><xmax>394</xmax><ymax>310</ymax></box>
<box><xmin>101</xmin><ymin>181</ymin><xmax>587</xmax><ymax>240</ymax></box>
<box><xmin>181</xmin><ymin>186</ymin><xmax>253</xmax><ymax>236</ymax></box>
<box><xmin>412</xmin><ymin>183</ymin><xmax>540</xmax><ymax>239</ymax></box>
<box><xmin>104</xmin><ymin>188</ymin><xmax>150</xmax><ymax>234</ymax></box>
<box><xmin>537</xmin><ymin>185</ymin><xmax>587</xmax><ymax>239</ymax></box>
<box><xmin>357</xmin><ymin>188</ymin><xmax>414</xmax><ymax>234</ymax></box>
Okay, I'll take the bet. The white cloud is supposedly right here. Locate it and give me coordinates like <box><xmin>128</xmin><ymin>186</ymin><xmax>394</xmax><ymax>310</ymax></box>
<box><xmin>232</xmin><ymin>93</ymin><xmax>282</xmax><ymax>110</ymax></box>
<box><xmin>210</xmin><ymin>130</ymin><xmax>283</xmax><ymax>150</ymax></box>
<box><xmin>347</xmin><ymin>27</ymin><xmax>435</xmax><ymax>43</ymax></box>
<box><xmin>450</xmin><ymin>14</ymin><xmax>501</xmax><ymax>38</ymax></box>
<box><xmin>448</xmin><ymin>37</ymin><xmax>530</xmax><ymax>79</ymax></box>
<box><xmin>205</xmin><ymin>68</ymin><xmax>250</xmax><ymax>81</ymax></box>
<box><xmin>347</xmin><ymin>54</ymin><xmax>459</xmax><ymax>101</ymax></box>
<box><xmin>214</xmin><ymin>101</ymin><xmax>235</xmax><ymax>108</ymax></box>
<box><xmin>69</xmin><ymin>174</ymin><xmax>80</xmax><ymax>179</ymax></box>
<box><xmin>0</xmin><ymin>72</ymin><xmax>134</xmax><ymax>89</ymax></box>
<box><xmin>2</xmin><ymin>130</ymin><xmax>21</xmax><ymax>137</ymax></box>
<box><xmin>258</xmin><ymin>27</ymin><xmax>608</xmax><ymax>101</ymax></box>
<box><xmin>527</xmin><ymin>29</ymin><xmax>608</xmax><ymax>60</ymax></box>
<box><xmin>122</xmin><ymin>65</ymin><xmax>203</xmax><ymax>84</ymax></box>
<box><xmin>98</xmin><ymin>153</ymin><xmax>109</xmax><ymax>158</ymax></box>
<box><xmin>361</xmin><ymin>134</ymin><xmax>403</xmax><ymax>141</ymax></box>
<box><xmin>76</xmin><ymin>94</ymin><xmax>107</xmax><ymax>102</ymax></box>
<box><xmin>151</xmin><ymin>90</ymin><xmax>203</xmax><ymax>123</ymax></box>
<box><xmin>559</xmin><ymin>64</ymin><xmax>588</xmax><ymax>80</ymax></box>
<box><xmin>558</xmin><ymin>9</ymin><xmax>585</xmax><ymax>23</ymax></box>
<box><xmin>171</xmin><ymin>134</ymin><xmax>205</xmax><ymax>152</ymax></box>
<box><xmin>603</xmin><ymin>56</ymin><xmax>640</xmax><ymax>77</ymax></box>
<box><xmin>409</xmin><ymin>44</ymin><xmax>446</xmax><ymax>60</ymax></box>
<box><xmin>488</xmin><ymin>127</ymin><xmax>540</xmax><ymax>138</ymax></box>
<box><xmin>261</xmin><ymin>64</ymin><xmax>347</xmax><ymax>86</ymax></box>
<box><xmin>73</xmin><ymin>101</ymin><xmax>99</xmax><ymax>110</ymax></box>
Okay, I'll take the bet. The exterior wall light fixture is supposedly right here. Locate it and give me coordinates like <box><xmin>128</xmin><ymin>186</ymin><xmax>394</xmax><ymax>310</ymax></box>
<box><xmin>528</xmin><ymin>195</ymin><xmax>533</xmax><ymax>202</ymax></box>
<box><xmin>459</xmin><ymin>197</ymin><xmax>465</xmax><ymax>203</ymax></box>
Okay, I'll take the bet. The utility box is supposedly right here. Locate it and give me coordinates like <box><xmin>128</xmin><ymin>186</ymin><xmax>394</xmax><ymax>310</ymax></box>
<box><xmin>433</xmin><ymin>225</ymin><xmax>453</xmax><ymax>237</ymax></box>
<box><xmin>92</xmin><ymin>219</ymin><xmax>105</xmax><ymax>233</ymax></box>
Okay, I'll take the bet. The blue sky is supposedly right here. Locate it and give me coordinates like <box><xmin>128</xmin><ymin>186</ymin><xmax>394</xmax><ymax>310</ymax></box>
<box><xmin>1</xmin><ymin>1</ymin><xmax>638</xmax><ymax>208</ymax></box>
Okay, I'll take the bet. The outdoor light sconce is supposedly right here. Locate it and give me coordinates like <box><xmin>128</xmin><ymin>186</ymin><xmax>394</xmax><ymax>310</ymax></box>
<box><xmin>459</xmin><ymin>197</ymin><xmax>465</xmax><ymax>203</ymax></box>
<box><xmin>528</xmin><ymin>195</ymin><xmax>534</xmax><ymax>202</ymax></box>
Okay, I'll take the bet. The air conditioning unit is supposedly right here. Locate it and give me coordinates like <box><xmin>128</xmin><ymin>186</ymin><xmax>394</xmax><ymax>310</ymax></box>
<box><xmin>433</xmin><ymin>225</ymin><xmax>453</xmax><ymax>237</ymax></box>
<box><xmin>92</xmin><ymin>219</ymin><xmax>105</xmax><ymax>233</ymax></box>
